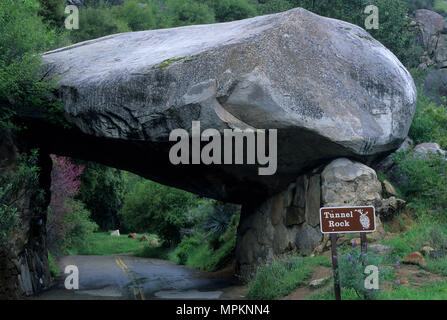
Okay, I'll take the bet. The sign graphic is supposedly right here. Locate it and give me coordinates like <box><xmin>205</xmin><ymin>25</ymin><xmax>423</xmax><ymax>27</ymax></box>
<box><xmin>320</xmin><ymin>206</ymin><xmax>376</xmax><ymax>234</ymax></box>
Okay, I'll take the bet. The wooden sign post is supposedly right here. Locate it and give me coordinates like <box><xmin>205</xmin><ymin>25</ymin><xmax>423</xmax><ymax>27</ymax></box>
<box><xmin>320</xmin><ymin>206</ymin><xmax>376</xmax><ymax>300</ymax></box>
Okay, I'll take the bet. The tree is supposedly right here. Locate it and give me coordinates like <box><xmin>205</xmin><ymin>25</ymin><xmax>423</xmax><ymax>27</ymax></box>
<box><xmin>0</xmin><ymin>0</ymin><xmax>62</xmax><ymax>129</ymax></box>
<box><xmin>47</xmin><ymin>155</ymin><xmax>97</xmax><ymax>254</ymax></box>
<box><xmin>162</xmin><ymin>0</ymin><xmax>215</xmax><ymax>27</ymax></box>
<box><xmin>77</xmin><ymin>162</ymin><xmax>125</xmax><ymax>231</ymax></box>
<box><xmin>37</xmin><ymin>0</ymin><xmax>65</xmax><ymax>27</ymax></box>
<box><xmin>206</xmin><ymin>0</ymin><xmax>257</xmax><ymax>22</ymax></box>
<box><xmin>119</xmin><ymin>176</ymin><xmax>199</xmax><ymax>245</ymax></box>
<box><xmin>111</xmin><ymin>0</ymin><xmax>155</xmax><ymax>31</ymax></box>
<box><xmin>69</xmin><ymin>5</ymin><xmax>130</xmax><ymax>43</ymax></box>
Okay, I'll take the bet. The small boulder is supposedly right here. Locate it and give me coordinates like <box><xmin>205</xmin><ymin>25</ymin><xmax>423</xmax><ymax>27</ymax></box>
<box><xmin>401</xmin><ymin>252</ymin><xmax>427</xmax><ymax>267</ymax></box>
<box><xmin>413</xmin><ymin>143</ymin><xmax>446</xmax><ymax>159</ymax></box>
<box><xmin>309</xmin><ymin>278</ymin><xmax>329</xmax><ymax>288</ymax></box>
<box><xmin>110</xmin><ymin>230</ymin><xmax>120</xmax><ymax>236</ymax></box>
<box><xmin>421</xmin><ymin>246</ymin><xmax>435</xmax><ymax>257</ymax></box>
<box><xmin>383</xmin><ymin>180</ymin><xmax>398</xmax><ymax>197</ymax></box>
<box><xmin>150</xmin><ymin>238</ymin><xmax>159</xmax><ymax>246</ymax></box>
<box><xmin>139</xmin><ymin>235</ymin><xmax>148</xmax><ymax>242</ymax></box>
<box><xmin>370</xmin><ymin>244</ymin><xmax>393</xmax><ymax>255</ymax></box>
<box><xmin>128</xmin><ymin>233</ymin><xmax>137</xmax><ymax>239</ymax></box>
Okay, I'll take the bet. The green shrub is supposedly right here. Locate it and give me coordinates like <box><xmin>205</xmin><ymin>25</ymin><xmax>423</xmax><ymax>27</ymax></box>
<box><xmin>392</xmin><ymin>151</ymin><xmax>447</xmax><ymax>216</ymax></box>
<box><xmin>246</xmin><ymin>255</ymin><xmax>331</xmax><ymax>299</ymax></box>
<box><xmin>48</xmin><ymin>251</ymin><xmax>59</xmax><ymax>277</ymax></box>
<box><xmin>174</xmin><ymin>231</ymin><xmax>204</xmax><ymax>265</ymax></box>
<box><xmin>338</xmin><ymin>247</ymin><xmax>393</xmax><ymax>300</ymax></box>
<box><xmin>163</xmin><ymin>0</ymin><xmax>215</xmax><ymax>26</ymax></box>
<box><xmin>206</xmin><ymin>0</ymin><xmax>257</xmax><ymax>22</ymax></box>
<box><xmin>118</xmin><ymin>177</ymin><xmax>199</xmax><ymax>244</ymax></box>
<box><xmin>62</xmin><ymin>200</ymin><xmax>99</xmax><ymax>253</ymax></box>
<box><xmin>408</xmin><ymin>92</ymin><xmax>447</xmax><ymax>149</ymax></box>
<box><xmin>111</xmin><ymin>0</ymin><xmax>155</xmax><ymax>31</ymax></box>
<box><xmin>69</xmin><ymin>5</ymin><xmax>130</xmax><ymax>43</ymax></box>
<box><xmin>77</xmin><ymin>162</ymin><xmax>125</xmax><ymax>231</ymax></box>
<box><xmin>173</xmin><ymin>206</ymin><xmax>240</xmax><ymax>271</ymax></box>
<box><xmin>0</xmin><ymin>0</ymin><xmax>63</xmax><ymax>129</ymax></box>
<box><xmin>135</xmin><ymin>245</ymin><xmax>174</xmax><ymax>260</ymax></box>
<box><xmin>0</xmin><ymin>149</ymin><xmax>42</xmax><ymax>245</ymax></box>
<box><xmin>37</xmin><ymin>0</ymin><xmax>65</xmax><ymax>27</ymax></box>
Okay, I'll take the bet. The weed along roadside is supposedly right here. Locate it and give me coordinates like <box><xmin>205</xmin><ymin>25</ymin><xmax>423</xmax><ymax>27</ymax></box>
<box><xmin>320</xmin><ymin>206</ymin><xmax>376</xmax><ymax>300</ymax></box>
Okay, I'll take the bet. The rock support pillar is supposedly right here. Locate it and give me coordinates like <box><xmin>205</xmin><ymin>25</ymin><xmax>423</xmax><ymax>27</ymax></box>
<box><xmin>235</xmin><ymin>158</ymin><xmax>400</xmax><ymax>280</ymax></box>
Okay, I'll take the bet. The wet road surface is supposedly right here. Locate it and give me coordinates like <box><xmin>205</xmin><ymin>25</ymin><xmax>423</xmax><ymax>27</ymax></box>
<box><xmin>34</xmin><ymin>254</ymin><xmax>246</xmax><ymax>300</ymax></box>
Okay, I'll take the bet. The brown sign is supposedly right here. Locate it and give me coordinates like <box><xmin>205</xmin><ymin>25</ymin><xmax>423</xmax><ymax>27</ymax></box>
<box><xmin>320</xmin><ymin>206</ymin><xmax>376</xmax><ymax>234</ymax></box>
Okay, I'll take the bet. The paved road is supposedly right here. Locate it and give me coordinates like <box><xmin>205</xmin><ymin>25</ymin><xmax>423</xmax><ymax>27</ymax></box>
<box><xmin>34</xmin><ymin>254</ymin><xmax>245</xmax><ymax>300</ymax></box>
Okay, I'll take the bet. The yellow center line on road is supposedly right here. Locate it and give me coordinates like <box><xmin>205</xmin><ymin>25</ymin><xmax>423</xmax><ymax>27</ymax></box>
<box><xmin>115</xmin><ymin>257</ymin><xmax>145</xmax><ymax>300</ymax></box>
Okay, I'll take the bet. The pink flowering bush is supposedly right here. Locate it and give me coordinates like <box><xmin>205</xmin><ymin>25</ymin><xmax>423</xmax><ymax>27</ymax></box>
<box><xmin>47</xmin><ymin>155</ymin><xmax>97</xmax><ymax>254</ymax></box>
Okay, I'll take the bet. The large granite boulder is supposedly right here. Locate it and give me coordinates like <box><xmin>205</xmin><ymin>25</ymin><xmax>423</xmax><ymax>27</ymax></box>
<box><xmin>38</xmin><ymin>8</ymin><xmax>417</xmax><ymax>204</ymax></box>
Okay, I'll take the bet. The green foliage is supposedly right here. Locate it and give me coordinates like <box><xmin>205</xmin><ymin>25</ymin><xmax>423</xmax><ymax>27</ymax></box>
<box><xmin>173</xmin><ymin>203</ymin><xmax>240</xmax><ymax>270</ymax></box>
<box><xmin>111</xmin><ymin>0</ymin><xmax>155</xmax><ymax>31</ymax></box>
<box><xmin>434</xmin><ymin>0</ymin><xmax>447</xmax><ymax>14</ymax></box>
<box><xmin>61</xmin><ymin>200</ymin><xmax>99</xmax><ymax>253</ymax></box>
<box><xmin>205</xmin><ymin>0</ymin><xmax>256</xmax><ymax>22</ymax></box>
<box><xmin>48</xmin><ymin>251</ymin><xmax>59</xmax><ymax>277</ymax></box>
<box><xmin>0</xmin><ymin>149</ymin><xmax>41</xmax><ymax>245</ymax></box>
<box><xmin>338</xmin><ymin>247</ymin><xmax>392</xmax><ymax>300</ymax></box>
<box><xmin>118</xmin><ymin>174</ymin><xmax>199</xmax><ymax>244</ymax></box>
<box><xmin>404</xmin><ymin>0</ymin><xmax>435</xmax><ymax>12</ymax></box>
<box><xmin>408</xmin><ymin>92</ymin><xmax>447</xmax><ymax>149</ymax></box>
<box><xmin>69</xmin><ymin>4</ymin><xmax>130</xmax><ymax>43</ymax></box>
<box><xmin>37</xmin><ymin>0</ymin><xmax>65</xmax><ymax>27</ymax></box>
<box><xmin>77</xmin><ymin>162</ymin><xmax>125</xmax><ymax>231</ymax></box>
<box><xmin>162</xmin><ymin>0</ymin><xmax>215</xmax><ymax>26</ymax></box>
<box><xmin>392</xmin><ymin>151</ymin><xmax>447</xmax><ymax>216</ymax></box>
<box><xmin>247</xmin><ymin>255</ymin><xmax>331</xmax><ymax>300</ymax></box>
<box><xmin>71</xmin><ymin>231</ymin><xmax>158</xmax><ymax>255</ymax></box>
<box><xmin>0</xmin><ymin>0</ymin><xmax>63</xmax><ymax>129</ymax></box>
<box><xmin>174</xmin><ymin>230</ymin><xmax>204</xmax><ymax>264</ymax></box>
<box><xmin>203</xmin><ymin>202</ymin><xmax>239</xmax><ymax>237</ymax></box>
<box><xmin>135</xmin><ymin>245</ymin><xmax>175</xmax><ymax>260</ymax></box>
<box><xmin>380</xmin><ymin>280</ymin><xmax>447</xmax><ymax>299</ymax></box>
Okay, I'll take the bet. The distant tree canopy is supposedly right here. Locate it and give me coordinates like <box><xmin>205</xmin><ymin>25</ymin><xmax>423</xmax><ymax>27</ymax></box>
<box><xmin>64</xmin><ymin>0</ymin><xmax>420</xmax><ymax>68</ymax></box>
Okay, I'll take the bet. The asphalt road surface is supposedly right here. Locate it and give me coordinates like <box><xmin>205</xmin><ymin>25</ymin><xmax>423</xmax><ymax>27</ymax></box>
<box><xmin>33</xmin><ymin>254</ymin><xmax>245</xmax><ymax>300</ymax></box>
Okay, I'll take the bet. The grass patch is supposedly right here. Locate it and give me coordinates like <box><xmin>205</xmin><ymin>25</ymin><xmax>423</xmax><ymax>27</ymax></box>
<box><xmin>380</xmin><ymin>280</ymin><xmax>447</xmax><ymax>300</ymax></box>
<box><xmin>434</xmin><ymin>0</ymin><xmax>447</xmax><ymax>14</ymax></box>
<box><xmin>246</xmin><ymin>254</ymin><xmax>331</xmax><ymax>300</ymax></box>
<box><xmin>134</xmin><ymin>245</ymin><xmax>176</xmax><ymax>261</ymax></box>
<box><xmin>48</xmin><ymin>252</ymin><xmax>59</xmax><ymax>277</ymax></box>
<box><xmin>383</xmin><ymin>222</ymin><xmax>447</xmax><ymax>259</ymax></box>
<box><xmin>306</xmin><ymin>287</ymin><xmax>363</xmax><ymax>300</ymax></box>
<box><xmin>183</xmin><ymin>236</ymin><xmax>236</xmax><ymax>272</ymax></box>
<box><xmin>69</xmin><ymin>232</ymin><xmax>158</xmax><ymax>255</ymax></box>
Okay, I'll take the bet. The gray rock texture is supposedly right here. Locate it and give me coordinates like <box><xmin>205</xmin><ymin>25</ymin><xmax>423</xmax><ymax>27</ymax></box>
<box><xmin>0</xmin><ymin>130</ymin><xmax>52</xmax><ymax>299</ymax></box>
<box><xmin>415</xmin><ymin>9</ymin><xmax>446</xmax><ymax>50</ymax></box>
<box><xmin>40</xmin><ymin>7</ymin><xmax>417</xmax><ymax>203</ymax></box>
<box><xmin>235</xmin><ymin>157</ymin><xmax>403</xmax><ymax>278</ymax></box>
<box><xmin>413</xmin><ymin>142</ymin><xmax>446</xmax><ymax>158</ymax></box>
